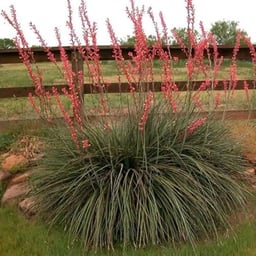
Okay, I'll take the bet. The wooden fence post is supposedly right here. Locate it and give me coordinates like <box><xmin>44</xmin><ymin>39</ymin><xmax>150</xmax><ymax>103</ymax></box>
<box><xmin>71</xmin><ymin>50</ymin><xmax>84</xmax><ymax>118</ymax></box>
<box><xmin>71</xmin><ymin>50</ymin><xmax>84</xmax><ymax>101</ymax></box>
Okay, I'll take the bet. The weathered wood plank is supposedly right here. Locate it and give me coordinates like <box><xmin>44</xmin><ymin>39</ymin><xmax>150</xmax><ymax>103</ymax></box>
<box><xmin>1</xmin><ymin>45</ymin><xmax>255</xmax><ymax>64</ymax></box>
<box><xmin>0</xmin><ymin>80</ymin><xmax>255</xmax><ymax>98</ymax></box>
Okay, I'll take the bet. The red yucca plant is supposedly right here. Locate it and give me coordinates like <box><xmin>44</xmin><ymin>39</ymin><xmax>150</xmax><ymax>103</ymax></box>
<box><xmin>1</xmin><ymin>0</ymin><xmax>252</xmax><ymax>250</ymax></box>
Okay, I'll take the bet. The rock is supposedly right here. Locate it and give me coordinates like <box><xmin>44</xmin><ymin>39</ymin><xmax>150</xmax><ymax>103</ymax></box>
<box><xmin>1</xmin><ymin>153</ymin><xmax>10</xmax><ymax>159</ymax></box>
<box><xmin>244</xmin><ymin>168</ymin><xmax>256</xmax><ymax>190</ymax></box>
<box><xmin>1</xmin><ymin>154</ymin><xmax>28</xmax><ymax>173</ymax></box>
<box><xmin>244</xmin><ymin>168</ymin><xmax>256</xmax><ymax>176</ymax></box>
<box><xmin>1</xmin><ymin>182</ymin><xmax>30</xmax><ymax>205</ymax></box>
<box><xmin>19</xmin><ymin>197</ymin><xmax>36</xmax><ymax>218</ymax></box>
<box><xmin>0</xmin><ymin>170</ymin><xmax>12</xmax><ymax>182</ymax></box>
<box><xmin>245</xmin><ymin>153</ymin><xmax>256</xmax><ymax>165</ymax></box>
<box><xmin>8</xmin><ymin>170</ymin><xmax>33</xmax><ymax>186</ymax></box>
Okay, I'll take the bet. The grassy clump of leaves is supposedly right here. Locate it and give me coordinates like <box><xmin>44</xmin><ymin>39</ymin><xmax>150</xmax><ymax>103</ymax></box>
<box><xmin>29</xmin><ymin>103</ymin><xmax>249</xmax><ymax>250</ymax></box>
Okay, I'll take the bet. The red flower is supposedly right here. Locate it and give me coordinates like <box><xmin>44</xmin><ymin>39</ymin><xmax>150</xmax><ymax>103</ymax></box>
<box><xmin>82</xmin><ymin>139</ymin><xmax>91</xmax><ymax>149</ymax></box>
<box><xmin>186</xmin><ymin>117</ymin><xmax>207</xmax><ymax>135</ymax></box>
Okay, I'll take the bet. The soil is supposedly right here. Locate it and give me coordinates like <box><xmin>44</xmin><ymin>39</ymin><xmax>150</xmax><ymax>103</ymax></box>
<box><xmin>229</xmin><ymin>121</ymin><xmax>256</xmax><ymax>164</ymax></box>
<box><xmin>227</xmin><ymin>120</ymin><xmax>256</xmax><ymax>184</ymax></box>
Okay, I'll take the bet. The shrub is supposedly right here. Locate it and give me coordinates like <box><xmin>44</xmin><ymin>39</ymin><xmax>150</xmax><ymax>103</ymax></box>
<box><xmin>30</xmin><ymin>103</ymin><xmax>248</xmax><ymax>249</ymax></box>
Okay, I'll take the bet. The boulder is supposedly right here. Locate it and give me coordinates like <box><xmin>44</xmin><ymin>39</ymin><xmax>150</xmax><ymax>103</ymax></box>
<box><xmin>1</xmin><ymin>182</ymin><xmax>30</xmax><ymax>205</ymax></box>
<box><xmin>244</xmin><ymin>168</ymin><xmax>256</xmax><ymax>176</ymax></box>
<box><xmin>1</xmin><ymin>154</ymin><xmax>28</xmax><ymax>173</ymax></box>
<box><xmin>8</xmin><ymin>170</ymin><xmax>33</xmax><ymax>186</ymax></box>
<box><xmin>19</xmin><ymin>197</ymin><xmax>36</xmax><ymax>218</ymax></box>
<box><xmin>0</xmin><ymin>170</ymin><xmax>12</xmax><ymax>182</ymax></box>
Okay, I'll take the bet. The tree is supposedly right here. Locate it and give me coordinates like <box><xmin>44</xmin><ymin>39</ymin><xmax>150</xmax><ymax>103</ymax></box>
<box><xmin>0</xmin><ymin>38</ymin><xmax>16</xmax><ymax>49</ymax></box>
<box><xmin>210</xmin><ymin>20</ymin><xmax>248</xmax><ymax>45</ymax></box>
<box><xmin>119</xmin><ymin>34</ymin><xmax>167</xmax><ymax>46</ymax></box>
<box><xmin>119</xmin><ymin>35</ymin><xmax>136</xmax><ymax>45</ymax></box>
<box><xmin>170</xmin><ymin>27</ymin><xmax>200</xmax><ymax>46</ymax></box>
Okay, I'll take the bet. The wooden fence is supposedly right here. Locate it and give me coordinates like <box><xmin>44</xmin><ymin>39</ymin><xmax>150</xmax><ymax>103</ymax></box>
<box><xmin>0</xmin><ymin>45</ymin><xmax>256</xmax><ymax>130</ymax></box>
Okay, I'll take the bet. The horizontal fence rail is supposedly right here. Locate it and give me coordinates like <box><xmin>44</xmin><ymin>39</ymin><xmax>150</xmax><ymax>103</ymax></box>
<box><xmin>0</xmin><ymin>80</ymin><xmax>255</xmax><ymax>99</ymax></box>
<box><xmin>0</xmin><ymin>45</ymin><xmax>255</xmax><ymax>64</ymax></box>
<box><xmin>0</xmin><ymin>45</ymin><xmax>256</xmax><ymax>130</ymax></box>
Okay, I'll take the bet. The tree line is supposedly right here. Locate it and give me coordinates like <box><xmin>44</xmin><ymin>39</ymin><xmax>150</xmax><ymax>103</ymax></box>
<box><xmin>119</xmin><ymin>20</ymin><xmax>249</xmax><ymax>46</ymax></box>
<box><xmin>0</xmin><ymin>20</ymin><xmax>250</xmax><ymax>49</ymax></box>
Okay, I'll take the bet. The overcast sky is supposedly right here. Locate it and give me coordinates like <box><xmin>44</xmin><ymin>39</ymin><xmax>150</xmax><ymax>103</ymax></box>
<box><xmin>1</xmin><ymin>0</ymin><xmax>256</xmax><ymax>46</ymax></box>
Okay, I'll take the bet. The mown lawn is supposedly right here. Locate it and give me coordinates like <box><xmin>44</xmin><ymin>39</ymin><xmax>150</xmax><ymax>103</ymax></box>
<box><xmin>1</xmin><ymin>204</ymin><xmax>256</xmax><ymax>256</ymax></box>
<box><xmin>0</xmin><ymin>59</ymin><xmax>254</xmax><ymax>88</ymax></box>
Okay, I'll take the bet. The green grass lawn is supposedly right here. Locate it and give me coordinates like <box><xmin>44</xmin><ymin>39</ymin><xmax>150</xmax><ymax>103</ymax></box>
<box><xmin>0</xmin><ymin>59</ymin><xmax>254</xmax><ymax>88</ymax></box>
<box><xmin>1</xmin><ymin>204</ymin><xmax>256</xmax><ymax>256</ymax></box>
<box><xmin>1</xmin><ymin>89</ymin><xmax>256</xmax><ymax>122</ymax></box>
<box><xmin>0</xmin><ymin>207</ymin><xmax>84</xmax><ymax>256</ymax></box>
